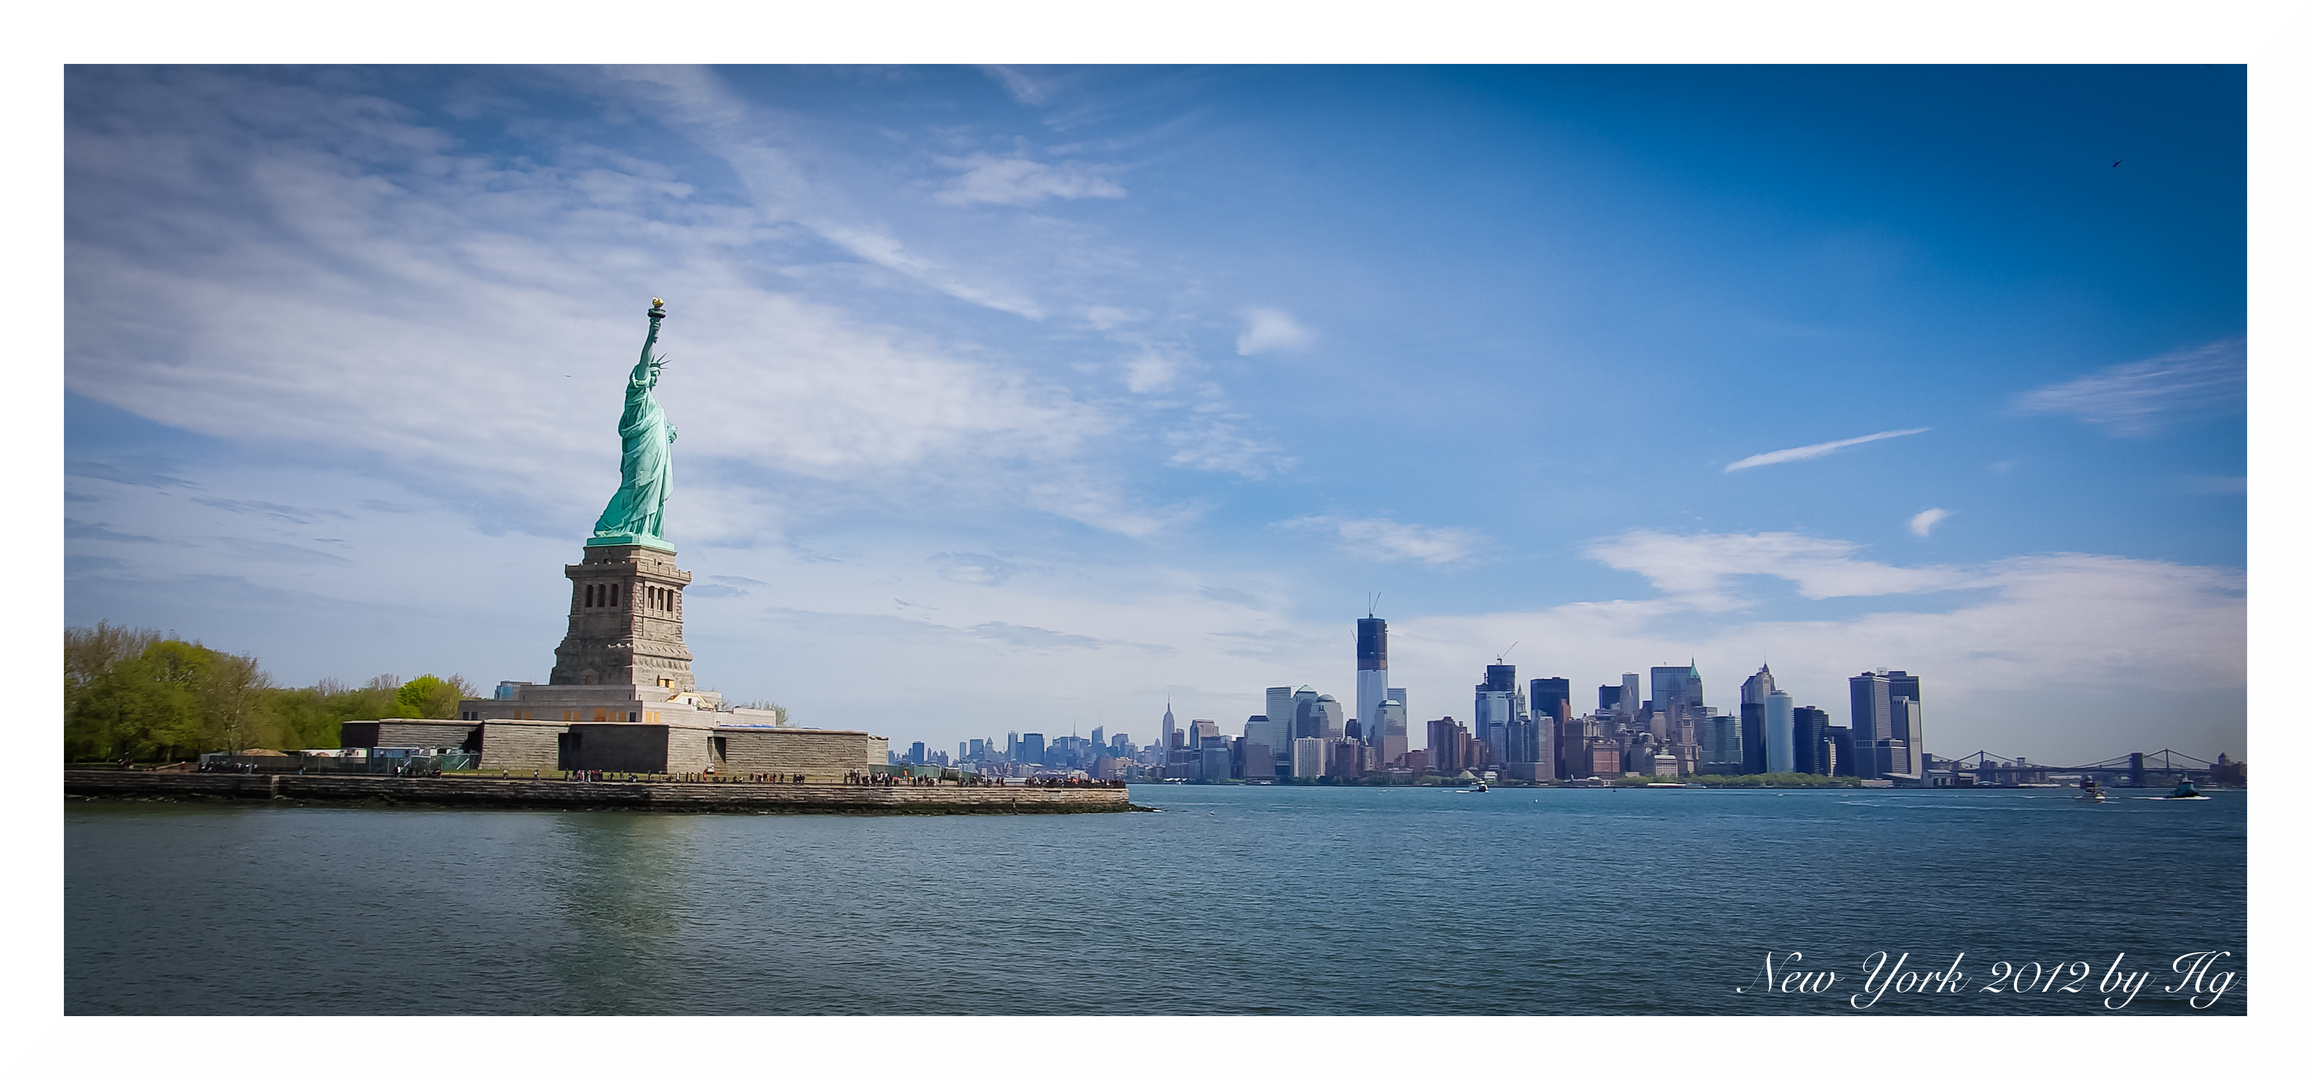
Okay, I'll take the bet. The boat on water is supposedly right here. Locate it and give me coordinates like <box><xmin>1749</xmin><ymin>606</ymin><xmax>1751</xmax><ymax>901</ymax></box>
<box><xmin>2166</xmin><ymin>779</ymin><xmax>2210</xmax><ymax>800</ymax></box>
<box><xmin>2075</xmin><ymin>777</ymin><xmax>2107</xmax><ymax>802</ymax></box>
<box><xmin>1459</xmin><ymin>781</ymin><xmax>1490</xmax><ymax>793</ymax></box>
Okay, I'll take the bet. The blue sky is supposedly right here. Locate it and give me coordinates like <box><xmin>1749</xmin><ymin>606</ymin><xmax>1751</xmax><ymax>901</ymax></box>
<box><xmin>63</xmin><ymin>65</ymin><xmax>2246</xmax><ymax>762</ymax></box>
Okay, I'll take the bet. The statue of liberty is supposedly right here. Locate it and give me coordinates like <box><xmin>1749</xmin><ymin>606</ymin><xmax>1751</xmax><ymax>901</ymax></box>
<box><xmin>589</xmin><ymin>299</ymin><xmax>677</xmax><ymax>550</ymax></box>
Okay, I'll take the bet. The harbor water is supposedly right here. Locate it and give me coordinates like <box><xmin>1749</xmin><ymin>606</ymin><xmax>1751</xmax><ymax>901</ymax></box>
<box><xmin>65</xmin><ymin>784</ymin><xmax>2246</xmax><ymax>1014</ymax></box>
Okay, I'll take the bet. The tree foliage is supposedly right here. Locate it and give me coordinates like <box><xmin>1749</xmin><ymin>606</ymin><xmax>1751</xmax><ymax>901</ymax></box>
<box><xmin>65</xmin><ymin>625</ymin><xmax>270</xmax><ymax>762</ymax></box>
<box><xmin>395</xmin><ymin>674</ymin><xmax>475</xmax><ymax>720</ymax></box>
<box><xmin>62</xmin><ymin>624</ymin><xmax>480</xmax><ymax>762</ymax></box>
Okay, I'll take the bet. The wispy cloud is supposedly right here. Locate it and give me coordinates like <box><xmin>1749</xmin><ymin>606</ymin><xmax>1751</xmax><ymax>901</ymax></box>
<box><xmin>1167</xmin><ymin>416</ymin><xmax>1295</xmax><ymax>480</ymax></box>
<box><xmin>979</xmin><ymin>66</ymin><xmax>1050</xmax><ymax>106</ymax></box>
<box><xmin>1585</xmin><ymin>529</ymin><xmax>1976</xmax><ymax>611</ymax></box>
<box><xmin>932</xmin><ymin>552</ymin><xmax>1022</xmax><ymax>587</ymax></box>
<box><xmin>65</xmin><ymin>520</ymin><xmax>165</xmax><ymax>544</ymax></box>
<box><xmin>934</xmin><ymin>153</ymin><xmax>1125</xmax><ymax>207</ymax></box>
<box><xmin>1909</xmin><ymin>508</ymin><xmax>1950</xmax><ymax>537</ymax></box>
<box><xmin>64</xmin><ymin>67</ymin><xmax>1189</xmax><ymax>543</ymax></box>
<box><xmin>1283</xmin><ymin>516</ymin><xmax>1479</xmax><ymax>565</ymax></box>
<box><xmin>1122</xmin><ymin>346</ymin><xmax>1184</xmax><ymax>393</ymax></box>
<box><xmin>2015</xmin><ymin>339</ymin><xmax>2245</xmax><ymax>436</ymax></box>
<box><xmin>1235</xmin><ymin>308</ymin><xmax>1315</xmax><ymax>355</ymax></box>
<box><xmin>1724</xmin><ymin>428</ymin><xmax>1930</xmax><ymax>472</ymax></box>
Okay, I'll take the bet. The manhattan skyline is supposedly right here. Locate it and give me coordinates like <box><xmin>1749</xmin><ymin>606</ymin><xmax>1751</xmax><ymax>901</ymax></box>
<box><xmin>63</xmin><ymin>66</ymin><xmax>2245</xmax><ymax>762</ymax></box>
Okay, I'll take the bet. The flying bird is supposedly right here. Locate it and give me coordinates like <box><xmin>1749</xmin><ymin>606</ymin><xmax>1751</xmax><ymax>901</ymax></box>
<box><xmin>2111</xmin><ymin>159</ymin><xmax>2124</xmax><ymax>167</ymax></box>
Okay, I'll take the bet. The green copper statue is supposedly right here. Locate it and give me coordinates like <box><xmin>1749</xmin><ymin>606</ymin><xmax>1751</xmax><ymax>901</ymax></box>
<box><xmin>588</xmin><ymin>299</ymin><xmax>677</xmax><ymax>550</ymax></box>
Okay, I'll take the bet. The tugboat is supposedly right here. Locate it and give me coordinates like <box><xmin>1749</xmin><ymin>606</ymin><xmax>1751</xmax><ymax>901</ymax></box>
<box><xmin>2165</xmin><ymin>779</ymin><xmax>2210</xmax><ymax>800</ymax></box>
<box><xmin>2075</xmin><ymin>777</ymin><xmax>2106</xmax><ymax>802</ymax></box>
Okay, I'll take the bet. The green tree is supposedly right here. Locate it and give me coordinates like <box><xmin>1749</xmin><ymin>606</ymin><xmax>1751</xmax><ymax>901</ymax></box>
<box><xmin>264</xmin><ymin>676</ymin><xmax>405</xmax><ymax>749</ymax></box>
<box><xmin>395</xmin><ymin>674</ymin><xmax>476</xmax><ymax>719</ymax></box>
<box><xmin>62</xmin><ymin>626</ymin><xmax>284</xmax><ymax>761</ymax></box>
<box><xmin>66</xmin><ymin>653</ymin><xmax>196</xmax><ymax>761</ymax></box>
<box><xmin>195</xmin><ymin>649</ymin><xmax>276</xmax><ymax>756</ymax></box>
<box><xmin>63</xmin><ymin>627</ymin><xmax>492</xmax><ymax>760</ymax></box>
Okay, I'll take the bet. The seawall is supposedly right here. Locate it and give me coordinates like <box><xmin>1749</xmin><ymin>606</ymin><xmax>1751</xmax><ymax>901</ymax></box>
<box><xmin>63</xmin><ymin>770</ymin><xmax>1139</xmax><ymax>815</ymax></box>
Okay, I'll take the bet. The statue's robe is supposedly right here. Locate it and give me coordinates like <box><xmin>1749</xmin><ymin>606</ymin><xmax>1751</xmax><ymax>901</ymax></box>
<box><xmin>594</xmin><ymin>357</ymin><xmax>672</xmax><ymax>541</ymax></box>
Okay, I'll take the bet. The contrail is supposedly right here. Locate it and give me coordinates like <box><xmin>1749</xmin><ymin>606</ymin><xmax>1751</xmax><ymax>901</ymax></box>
<box><xmin>1724</xmin><ymin>428</ymin><xmax>1930</xmax><ymax>472</ymax></box>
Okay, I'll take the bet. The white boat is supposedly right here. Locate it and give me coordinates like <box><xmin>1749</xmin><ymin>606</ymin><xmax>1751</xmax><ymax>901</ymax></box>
<box><xmin>2075</xmin><ymin>777</ymin><xmax>2106</xmax><ymax>802</ymax></box>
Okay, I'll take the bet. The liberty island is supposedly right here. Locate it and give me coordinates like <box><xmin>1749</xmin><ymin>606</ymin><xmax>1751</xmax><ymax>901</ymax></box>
<box><xmin>66</xmin><ymin>301</ymin><xmax>1127</xmax><ymax>812</ymax></box>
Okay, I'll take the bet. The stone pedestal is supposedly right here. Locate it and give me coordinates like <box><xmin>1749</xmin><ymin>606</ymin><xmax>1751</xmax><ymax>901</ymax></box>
<box><xmin>550</xmin><ymin>543</ymin><xmax>695</xmax><ymax>692</ymax></box>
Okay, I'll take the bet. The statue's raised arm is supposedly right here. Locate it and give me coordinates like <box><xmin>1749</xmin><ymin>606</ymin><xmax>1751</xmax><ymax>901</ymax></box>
<box><xmin>588</xmin><ymin>300</ymin><xmax>677</xmax><ymax>550</ymax></box>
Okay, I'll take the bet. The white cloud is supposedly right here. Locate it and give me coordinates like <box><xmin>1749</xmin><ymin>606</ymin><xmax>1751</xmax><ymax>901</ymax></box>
<box><xmin>1723</xmin><ymin>428</ymin><xmax>1930</xmax><ymax>472</ymax></box>
<box><xmin>62</xmin><ymin>68</ymin><xmax>1167</xmax><ymax>545</ymax></box>
<box><xmin>1584</xmin><ymin>530</ymin><xmax>1976</xmax><ymax>611</ymax></box>
<box><xmin>931</xmin><ymin>552</ymin><xmax>1021</xmax><ymax>586</ymax></box>
<box><xmin>1283</xmin><ymin>516</ymin><xmax>1479</xmax><ymax>565</ymax></box>
<box><xmin>1083</xmin><ymin>305</ymin><xmax>1142</xmax><ymax>331</ymax></box>
<box><xmin>2015</xmin><ymin>338</ymin><xmax>2245</xmax><ymax>436</ymax></box>
<box><xmin>934</xmin><ymin>153</ymin><xmax>1125</xmax><ymax>207</ymax></box>
<box><xmin>1387</xmin><ymin>548</ymin><xmax>2242</xmax><ymax>761</ymax></box>
<box><xmin>1235</xmin><ymin>307</ymin><xmax>1315</xmax><ymax>355</ymax></box>
<box><xmin>1909</xmin><ymin>508</ymin><xmax>1950</xmax><ymax>537</ymax></box>
<box><xmin>979</xmin><ymin>65</ymin><xmax>1049</xmax><ymax>105</ymax></box>
<box><xmin>1166</xmin><ymin>417</ymin><xmax>1295</xmax><ymax>480</ymax></box>
<box><xmin>1123</xmin><ymin>347</ymin><xmax>1183</xmax><ymax>393</ymax></box>
<box><xmin>808</xmin><ymin>222</ymin><xmax>1045</xmax><ymax>318</ymax></box>
<box><xmin>602</xmin><ymin>66</ymin><xmax>1054</xmax><ymax>320</ymax></box>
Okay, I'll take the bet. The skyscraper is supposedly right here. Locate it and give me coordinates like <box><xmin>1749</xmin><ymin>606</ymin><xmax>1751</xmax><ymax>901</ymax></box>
<box><xmin>1377</xmin><ymin>698</ymin><xmax>1408</xmax><ymax>766</ymax></box>
<box><xmin>1530</xmin><ymin>677</ymin><xmax>1571</xmax><ymax>725</ymax></box>
<box><xmin>1427</xmin><ymin>717</ymin><xmax>1472</xmax><ymax>775</ymax></box>
<box><xmin>1888</xmin><ymin>670</ymin><xmax>1924</xmax><ymax>777</ymax></box>
<box><xmin>1652</xmin><ymin>662</ymin><xmax>1704</xmax><ymax>722</ymax></box>
<box><xmin>1886</xmin><ymin>670</ymin><xmax>1920</xmax><ymax>711</ymax></box>
<box><xmin>1702</xmin><ymin>713</ymin><xmax>1743</xmax><ymax>773</ymax></box>
<box><xmin>1474</xmin><ymin>660</ymin><xmax>1527</xmax><ymax>750</ymax></box>
<box><xmin>1740</xmin><ymin>664</ymin><xmax>1775</xmax><ymax>774</ymax></box>
<box><xmin>1356</xmin><ymin>616</ymin><xmax>1389</xmax><ymax>735</ymax></box>
<box><xmin>1791</xmin><ymin>705</ymin><xmax>1829</xmax><ymax>775</ymax></box>
<box><xmin>1764</xmin><ymin>690</ymin><xmax>1794</xmax><ymax>773</ymax></box>
<box><xmin>1848</xmin><ymin>671</ymin><xmax>1893</xmax><ymax>779</ymax></box>
<box><xmin>1266</xmin><ymin>686</ymin><xmax>1294</xmax><ymax>728</ymax></box>
<box><xmin>1161</xmin><ymin>702</ymin><xmax>1178</xmax><ymax>753</ymax></box>
<box><xmin>1290</xmin><ymin>686</ymin><xmax>1319</xmax><ymax>739</ymax></box>
<box><xmin>1620</xmin><ymin>673</ymin><xmax>1641</xmax><ymax>719</ymax></box>
<box><xmin>1241</xmin><ymin>714</ymin><xmax>1277</xmax><ymax>780</ymax></box>
<box><xmin>1313</xmin><ymin>694</ymin><xmax>1346</xmax><ymax>739</ymax></box>
<box><xmin>1891</xmin><ymin>697</ymin><xmax>1924</xmax><ymax>778</ymax></box>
